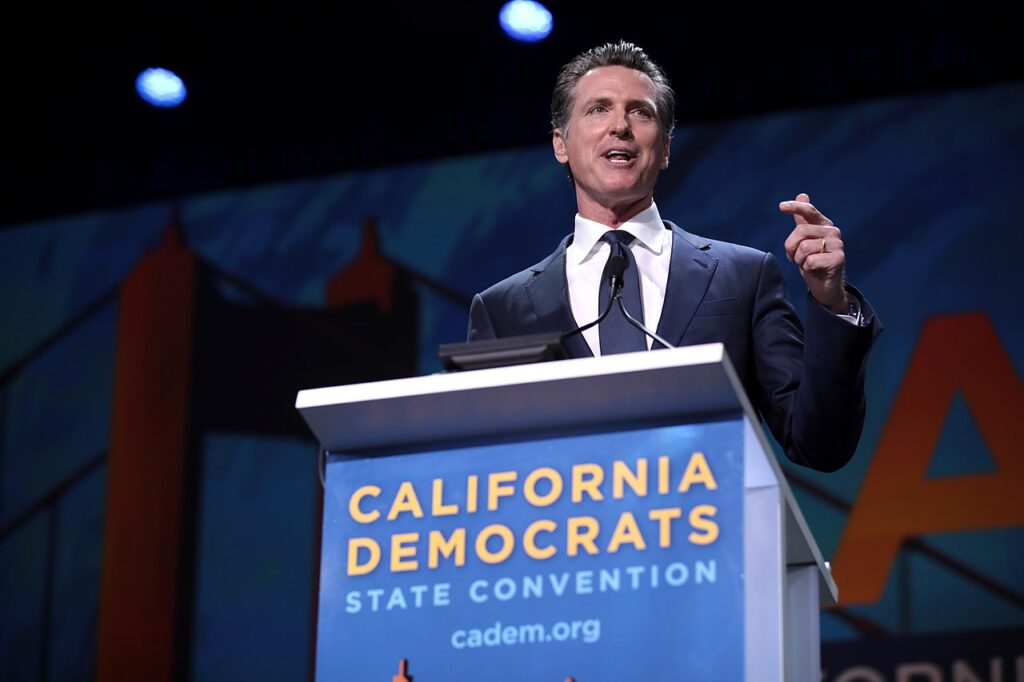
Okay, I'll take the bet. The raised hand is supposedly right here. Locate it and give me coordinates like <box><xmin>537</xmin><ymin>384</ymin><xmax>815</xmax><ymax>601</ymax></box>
<box><xmin>780</xmin><ymin>192</ymin><xmax>849</xmax><ymax>314</ymax></box>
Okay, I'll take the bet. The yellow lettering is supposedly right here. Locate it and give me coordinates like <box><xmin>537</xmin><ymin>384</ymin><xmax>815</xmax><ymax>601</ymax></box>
<box><xmin>347</xmin><ymin>537</ymin><xmax>381</xmax><ymax>576</ymax></box>
<box><xmin>467</xmin><ymin>474</ymin><xmax>479</xmax><ymax>513</ymax></box>
<box><xmin>524</xmin><ymin>467</ymin><xmax>563</xmax><ymax>507</ymax></box>
<box><xmin>348</xmin><ymin>485</ymin><xmax>381</xmax><ymax>523</ymax></box>
<box><xmin>648</xmin><ymin>507</ymin><xmax>683</xmax><ymax>548</ymax></box>
<box><xmin>390</xmin><ymin>532</ymin><xmax>419</xmax><ymax>572</ymax></box>
<box><xmin>431</xmin><ymin>478</ymin><xmax>458</xmax><ymax>517</ymax></box>
<box><xmin>678</xmin><ymin>452</ymin><xmax>718</xmax><ymax>493</ymax></box>
<box><xmin>487</xmin><ymin>471</ymin><xmax>517</xmax><ymax>512</ymax></box>
<box><xmin>613</xmin><ymin>458</ymin><xmax>647</xmax><ymax>499</ymax></box>
<box><xmin>523</xmin><ymin>519</ymin><xmax>558</xmax><ymax>560</ymax></box>
<box><xmin>572</xmin><ymin>463</ymin><xmax>604</xmax><ymax>502</ymax></box>
<box><xmin>688</xmin><ymin>504</ymin><xmax>719</xmax><ymax>545</ymax></box>
<box><xmin>387</xmin><ymin>481</ymin><xmax>424</xmax><ymax>520</ymax></box>
<box><xmin>428</xmin><ymin>528</ymin><xmax>466</xmax><ymax>569</ymax></box>
<box><xmin>567</xmin><ymin>516</ymin><xmax>600</xmax><ymax>556</ymax></box>
<box><xmin>476</xmin><ymin>524</ymin><xmax>515</xmax><ymax>564</ymax></box>
<box><xmin>607</xmin><ymin>511</ymin><xmax>647</xmax><ymax>553</ymax></box>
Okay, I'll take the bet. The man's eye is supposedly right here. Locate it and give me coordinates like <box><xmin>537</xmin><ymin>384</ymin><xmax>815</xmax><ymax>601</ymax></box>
<box><xmin>632</xmin><ymin>108</ymin><xmax>653</xmax><ymax>118</ymax></box>
<box><xmin>588</xmin><ymin>105</ymin><xmax>607</xmax><ymax>114</ymax></box>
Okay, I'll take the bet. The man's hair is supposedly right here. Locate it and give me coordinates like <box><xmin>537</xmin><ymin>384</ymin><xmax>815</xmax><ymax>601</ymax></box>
<box><xmin>550</xmin><ymin>40</ymin><xmax>676</xmax><ymax>139</ymax></box>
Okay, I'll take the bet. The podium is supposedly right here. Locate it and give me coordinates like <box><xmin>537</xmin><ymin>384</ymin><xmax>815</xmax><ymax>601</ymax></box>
<box><xmin>296</xmin><ymin>343</ymin><xmax>836</xmax><ymax>681</ymax></box>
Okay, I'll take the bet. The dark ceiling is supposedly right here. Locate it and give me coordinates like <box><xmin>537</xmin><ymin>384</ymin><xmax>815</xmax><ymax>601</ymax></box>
<box><xmin>4</xmin><ymin>4</ymin><xmax>1021</xmax><ymax>227</ymax></box>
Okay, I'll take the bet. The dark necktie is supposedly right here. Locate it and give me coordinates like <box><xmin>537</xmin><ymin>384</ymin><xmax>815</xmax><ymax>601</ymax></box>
<box><xmin>599</xmin><ymin>230</ymin><xmax>647</xmax><ymax>355</ymax></box>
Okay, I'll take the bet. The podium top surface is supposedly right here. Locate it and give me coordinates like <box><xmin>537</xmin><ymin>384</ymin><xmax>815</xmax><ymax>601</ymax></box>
<box><xmin>297</xmin><ymin>343</ymin><xmax>746</xmax><ymax>453</ymax></box>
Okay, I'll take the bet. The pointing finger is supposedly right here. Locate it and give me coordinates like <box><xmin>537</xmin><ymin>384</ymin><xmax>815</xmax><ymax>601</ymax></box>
<box><xmin>779</xmin><ymin>197</ymin><xmax>833</xmax><ymax>227</ymax></box>
<box><xmin>793</xmin><ymin>193</ymin><xmax>810</xmax><ymax>225</ymax></box>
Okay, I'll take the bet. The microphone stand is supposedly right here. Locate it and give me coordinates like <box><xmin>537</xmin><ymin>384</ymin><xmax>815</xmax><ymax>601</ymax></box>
<box><xmin>614</xmin><ymin>291</ymin><xmax>675</xmax><ymax>350</ymax></box>
<box><xmin>560</xmin><ymin>275</ymin><xmax>620</xmax><ymax>343</ymax></box>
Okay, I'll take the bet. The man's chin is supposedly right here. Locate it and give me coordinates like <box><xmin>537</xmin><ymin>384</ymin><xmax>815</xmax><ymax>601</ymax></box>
<box><xmin>575</xmin><ymin>176</ymin><xmax>654</xmax><ymax>208</ymax></box>
<box><xmin>595</xmin><ymin>187</ymin><xmax>650</xmax><ymax>207</ymax></box>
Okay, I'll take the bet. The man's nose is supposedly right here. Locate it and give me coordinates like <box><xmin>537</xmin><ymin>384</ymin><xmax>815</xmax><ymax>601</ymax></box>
<box><xmin>609</xmin><ymin>109</ymin><xmax>632</xmax><ymax>138</ymax></box>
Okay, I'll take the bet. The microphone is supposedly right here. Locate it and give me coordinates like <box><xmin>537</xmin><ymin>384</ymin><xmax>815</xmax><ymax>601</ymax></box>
<box><xmin>603</xmin><ymin>250</ymin><xmax>676</xmax><ymax>350</ymax></box>
<box><xmin>562</xmin><ymin>251</ymin><xmax>676</xmax><ymax>351</ymax></box>
<box><xmin>561</xmin><ymin>254</ymin><xmax>627</xmax><ymax>342</ymax></box>
<box><xmin>606</xmin><ymin>253</ymin><xmax>627</xmax><ymax>296</ymax></box>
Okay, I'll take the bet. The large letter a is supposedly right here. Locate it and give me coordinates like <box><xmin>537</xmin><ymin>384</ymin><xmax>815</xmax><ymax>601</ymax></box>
<box><xmin>832</xmin><ymin>313</ymin><xmax>1024</xmax><ymax>604</ymax></box>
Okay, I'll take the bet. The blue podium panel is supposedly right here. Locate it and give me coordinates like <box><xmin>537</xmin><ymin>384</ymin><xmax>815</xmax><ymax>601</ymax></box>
<box><xmin>316</xmin><ymin>419</ymin><xmax>745</xmax><ymax>682</ymax></box>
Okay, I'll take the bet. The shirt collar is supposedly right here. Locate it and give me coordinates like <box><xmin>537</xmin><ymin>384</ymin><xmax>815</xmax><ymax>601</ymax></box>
<box><xmin>567</xmin><ymin>202</ymin><xmax>667</xmax><ymax>264</ymax></box>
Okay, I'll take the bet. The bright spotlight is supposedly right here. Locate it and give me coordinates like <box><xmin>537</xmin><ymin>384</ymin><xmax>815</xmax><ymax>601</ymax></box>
<box><xmin>136</xmin><ymin>67</ymin><xmax>187</xmax><ymax>108</ymax></box>
<box><xmin>499</xmin><ymin>0</ymin><xmax>553</xmax><ymax>43</ymax></box>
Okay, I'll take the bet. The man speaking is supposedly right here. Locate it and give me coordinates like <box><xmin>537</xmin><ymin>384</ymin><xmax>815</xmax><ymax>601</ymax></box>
<box><xmin>467</xmin><ymin>41</ymin><xmax>882</xmax><ymax>473</ymax></box>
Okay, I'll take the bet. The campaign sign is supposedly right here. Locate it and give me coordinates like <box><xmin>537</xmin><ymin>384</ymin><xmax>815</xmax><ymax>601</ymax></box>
<box><xmin>316</xmin><ymin>419</ymin><xmax>745</xmax><ymax>681</ymax></box>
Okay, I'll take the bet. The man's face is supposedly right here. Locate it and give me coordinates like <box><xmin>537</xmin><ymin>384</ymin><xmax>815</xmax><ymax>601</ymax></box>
<box><xmin>552</xmin><ymin>65</ymin><xmax>670</xmax><ymax>216</ymax></box>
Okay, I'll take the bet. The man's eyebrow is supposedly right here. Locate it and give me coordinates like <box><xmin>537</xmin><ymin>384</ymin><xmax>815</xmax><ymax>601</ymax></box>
<box><xmin>626</xmin><ymin>98</ymin><xmax>656</xmax><ymax>111</ymax></box>
<box><xmin>579</xmin><ymin>95</ymin><xmax>655</xmax><ymax>110</ymax></box>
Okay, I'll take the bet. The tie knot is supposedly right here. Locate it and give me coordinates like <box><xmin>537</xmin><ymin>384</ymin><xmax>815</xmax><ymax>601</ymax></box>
<box><xmin>601</xmin><ymin>230</ymin><xmax>636</xmax><ymax>247</ymax></box>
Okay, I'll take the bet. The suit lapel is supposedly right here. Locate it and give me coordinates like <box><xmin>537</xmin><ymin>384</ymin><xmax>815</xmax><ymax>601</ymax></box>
<box><xmin>655</xmin><ymin>222</ymin><xmax>718</xmax><ymax>348</ymax></box>
<box><xmin>524</xmin><ymin>235</ymin><xmax>594</xmax><ymax>358</ymax></box>
<box><xmin>522</xmin><ymin>221</ymin><xmax>717</xmax><ymax>357</ymax></box>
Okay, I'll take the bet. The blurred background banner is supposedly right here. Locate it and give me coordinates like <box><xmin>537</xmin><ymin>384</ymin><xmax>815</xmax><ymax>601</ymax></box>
<box><xmin>1</xmin><ymin>6</ymin><xmax>1021</xmax><ymax>680</ymax></box>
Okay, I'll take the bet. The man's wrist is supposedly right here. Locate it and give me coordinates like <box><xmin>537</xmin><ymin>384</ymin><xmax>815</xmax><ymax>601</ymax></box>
<box><xmin>834</xmin><ymin>288</ymin><xmax>864</xmax><ymax>326</ymax></box>
<box><xmin>826</xmin><ymin>289</ymin><xmax>851</xmax><ymax>316</ymax></box>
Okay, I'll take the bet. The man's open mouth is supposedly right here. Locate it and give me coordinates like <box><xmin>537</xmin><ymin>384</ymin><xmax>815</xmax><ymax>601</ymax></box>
<box><xmin>603</xmin><ymin>150</ymin><xmax>636</xmax><ymax>164</ymax></box>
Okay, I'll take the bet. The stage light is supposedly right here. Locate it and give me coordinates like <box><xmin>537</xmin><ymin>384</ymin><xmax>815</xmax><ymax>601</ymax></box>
<box><xmin>498</xmin><ymin>0</ymin><xmax>553</xmax><ymax>43</ymax></box>
<box><xmin>136</xmin><ymin>67</ymin><xmax>187</xmax><ymax>108</ymax></box>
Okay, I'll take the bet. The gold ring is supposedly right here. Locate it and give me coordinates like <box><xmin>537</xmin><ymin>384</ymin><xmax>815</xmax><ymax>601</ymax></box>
<box><xmin>820</xmin><ymin>238</ymin><xmax>826</xmax><ymax>253</ymax></box>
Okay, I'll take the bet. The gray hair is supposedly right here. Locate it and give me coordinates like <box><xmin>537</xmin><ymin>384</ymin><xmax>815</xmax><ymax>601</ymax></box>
<box><xmin>551</xmin><ymin>40</ymin><xmax>676</xmax><ymax>139</ymax></box>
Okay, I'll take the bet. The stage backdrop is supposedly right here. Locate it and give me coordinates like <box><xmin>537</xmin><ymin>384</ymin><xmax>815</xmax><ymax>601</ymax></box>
<box><xmin>1</xmin><ymin>82</ymin><xmax>1022</xmax><ymax>680</ymax></box>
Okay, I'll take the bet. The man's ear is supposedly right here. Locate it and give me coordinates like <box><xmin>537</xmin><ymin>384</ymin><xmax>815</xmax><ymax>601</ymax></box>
<box><xmin>552</xmin><ymin>129</ymin><xmax>569</xmax><ymax>163</ymax></box>
<box><xmin>661</xmin><ymin>134</ymin><xmax>671</xmax><ymax>169</ymax></box>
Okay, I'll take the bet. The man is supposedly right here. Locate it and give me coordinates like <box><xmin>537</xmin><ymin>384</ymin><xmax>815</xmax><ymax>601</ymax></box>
<box><xmin>467</xmin><ymin>41</ymin><xmax>881</xmax><ymax>472</ymax></box>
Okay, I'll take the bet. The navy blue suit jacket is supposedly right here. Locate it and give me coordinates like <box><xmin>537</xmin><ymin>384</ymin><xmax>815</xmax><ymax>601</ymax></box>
<box><xmin>467</xmin><ymin>221</ymin><xmax>881</xmax><ymax>472</ymax></box>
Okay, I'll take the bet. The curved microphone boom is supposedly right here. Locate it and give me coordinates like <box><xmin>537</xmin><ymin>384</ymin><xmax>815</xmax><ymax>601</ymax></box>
<box><xmin>616</xmin><ymin>295</ymin><xmax>675</xmax><ymax>350</ymax></box>
<box><xmin>604</xmin><ymin>253</ymin><xmax>674</xmax><ymax>349</ymax></box>
<box><xmin>561</xmin><ymin>254</ymin><xmax>627</xmax><ymax>342</ymax></box>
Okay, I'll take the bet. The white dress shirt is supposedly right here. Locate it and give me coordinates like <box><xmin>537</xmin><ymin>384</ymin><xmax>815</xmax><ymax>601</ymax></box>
<box><xmin>566</xmin><ymin>202</ymin><xmax>672</xmax><ymax>355</ymax></box>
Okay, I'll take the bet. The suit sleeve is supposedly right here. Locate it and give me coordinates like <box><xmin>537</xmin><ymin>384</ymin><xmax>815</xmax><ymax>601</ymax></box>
<box><xmin>750</xmin><ymin>252</ymin><xmax>881</xmax><ymax>472</ymax></box>
<box><xmin>467</xmin><ymin>293</ymin><xmax>497</xmax><ymax>341</ymax></box>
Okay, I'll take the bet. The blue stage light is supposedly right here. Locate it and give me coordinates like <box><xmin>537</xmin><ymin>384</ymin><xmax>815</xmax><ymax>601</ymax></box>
<box><xmin>136</xmin><ymin>67</ymin><xmax>187</xmax><ymax>108</ymax></box>
<box><xmin>499</xmin><ymin>0</ymin><xmax>553</xmax><ymax>43</ymax></box>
